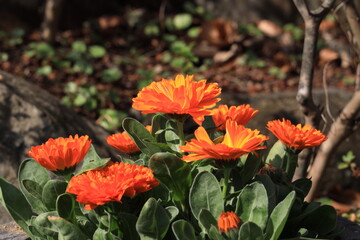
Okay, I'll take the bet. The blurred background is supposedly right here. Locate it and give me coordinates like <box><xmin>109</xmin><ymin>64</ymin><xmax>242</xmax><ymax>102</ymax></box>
<box><xmin>0</xmin><ymin>0</ymin><xmax>359</xmax><ymax>225</ymax></box>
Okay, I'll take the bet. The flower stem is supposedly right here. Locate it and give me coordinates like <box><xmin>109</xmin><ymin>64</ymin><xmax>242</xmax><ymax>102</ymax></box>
<box><xmin>285</xmin><ymin>150</ymin><xmax>298</xmax><ymax>182</ymax></box>
<box><xmin>176</xmin><ymin>120</ymin><xmax>185</xmax><ymax>146</ymax></box>
<box><xmin>222</xmin><ymin>168</ymin><xmax>231</xmax><ymax>199</ymax></box>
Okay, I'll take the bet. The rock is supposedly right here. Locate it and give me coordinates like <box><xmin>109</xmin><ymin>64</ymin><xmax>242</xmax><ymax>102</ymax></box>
<box><xmin>337</xmin><ymin>216</ymin><xmax>360</xmax><ymax>240</ymax></box>
<box><xmin>0</xmin><ymin>70</ymin><xmax>118</xmax><ymax>223</ymax></box>
<box><xmin>0</xmin><ymin>222</ymin><xmax>28</xmax><ymax>240</ymax></box>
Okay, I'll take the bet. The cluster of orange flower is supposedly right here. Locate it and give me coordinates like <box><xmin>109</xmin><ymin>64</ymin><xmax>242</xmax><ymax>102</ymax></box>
<box><xmin>27</xmin><ymin>74</ymin><xmax>328</xmax><ymax>231</ymax></box>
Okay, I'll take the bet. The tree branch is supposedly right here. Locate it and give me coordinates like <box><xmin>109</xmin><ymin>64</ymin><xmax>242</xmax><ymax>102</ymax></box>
<box><xmin>292</xmin><ymin>0</ymin><xmax>335</xmax><ymax>180</ymax></box>
<box><xmin>42</xmin><ymin>0</ymin><xmax>65</xmax><ymax>43</ymax></box>
<box><xmin>334</xmin><ymin>0</ymin><xmax>360</xmax><ymax>57</ymax></box>
<box><xmin>306</xmin><ymin>63</ymin><xmax>360</xmax><ymax>201</ymax></box>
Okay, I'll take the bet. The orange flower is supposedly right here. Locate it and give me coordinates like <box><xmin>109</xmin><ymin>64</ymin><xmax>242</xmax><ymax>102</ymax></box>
<box><xmin>66</xmin><ymin>162</ymin><xmax>159</xmax><ymax>210</ymax></box>
<box><xmin>106</xmin><ymin>131</ymin><xmax>140</xmax><ymax>154</ymax></box>
<box><xmin>212</xmin><ymin>104</ymin><xmax>259</xmax><ymax>130</ymax></box>
<box><xmin>106</xmin><ymin>125</ymin><xmax>152</xmax><ymax>154</ymax></box>
<box><xmin>27</xmin><ymin>135</ymin><xmax>91</xmax><ymax>171</ymax></box>
<box><xmin>180</xmin><ymin>120</ymin><xmax>268</xmax><ymax>162</ymax></box>
<box><xmin>218</xmin><ymin>211</ymin><xmax>241</xmax><ymax>233</ymax></box>
<box><xmin>267</xmin><ymin>119</ymin><xmax>327</xmax><ymax>150</ymax></box>
<box><xmin>132</xmin><ymin>74</ymin><xmax>221</xmax><ymax>124</ymax></box>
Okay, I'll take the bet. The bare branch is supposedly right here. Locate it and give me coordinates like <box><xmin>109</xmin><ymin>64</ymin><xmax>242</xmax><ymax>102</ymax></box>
<box><xmin>42</xmin><ymin>0</ymin><xmax>65</xmax><ymax>43</ymax></box>
<box><xmin>333</xmin><ymin>0</ymin><xmax>360</xmax><ymax>57</ymax></box>
<box><xmin>292</xmin><ymin>0</ymin><xmax>335</xmax><ymax>180</ymax></box>
<box><xmin>356</xmin><ymin>63</ymin><xmax>360</xmax><ymax>91</ymax></box>
<box><xmin>323</xmin><ymin>61</ymin><xmax>336</xmax><ymax>123</ymax></box>
<box><xmin>293</xmin><ymin>0</ymin><xmax>311</xmax><ymax>20</ymax></box>
<box><xmin>311</xmin><ymin>0</ymin><xmax>336</xmax><ymax>16</ymax></box>
<box><xmin>306</xmin><ymin>65</ymin><xmax>360</xmax><ymax>200</ymax></box>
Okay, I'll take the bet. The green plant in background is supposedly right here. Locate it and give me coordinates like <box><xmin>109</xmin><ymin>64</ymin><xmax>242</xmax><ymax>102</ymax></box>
<box><xmin>101</xmin><ymin>68</ymin><xmax>123</xmax><ymax>83</ymax></box>
<box><xmin>0</xmin><ymin>52</ymin><xmax>9</xmax><ymax>63</ymax></box>
<box><xmin>239</xmin><ymin>24</ymin><xmax>264</xmax><ymax>37</ymax></box>
<box><xmin>97</xmin><ymin>108</ymin><xmax>128</xmax><ymax>132</ymax></box>
<box><xmin>236</xmin><ymin>51</ymin><xmax>267</xmax><ymax>68</ymax></box>
<box><xmin>61</xmin><ymin>82</ymin><xmax>98</xmax><ymax>111</ymax></box>
<box><xmin>268</xmin><ymin>67</ymin><xmax>286</xmax><ymax>80</ymax></box>
<box><xmin>338</xmin><ymin>151</ymin><xmax>357</xmax><ymax>170</ymax></box>
<box><xmin>283</xmin><ymin>23</ymin><xmax>304</xmax><ymax>41</ymax></box>
<box><xmin>136</xmin><ymin>69</ymin><xmax>155</xmax><ymax>90</ymax></box>
<box><xmin>0</xmin><ymin>27</ymin><xmax>25</xmax><ymax>46</ymax></box>
<box><xmin>25</xmin><ymin>42</ymin><xmax>55</xmax><ymax>59</ymax></box>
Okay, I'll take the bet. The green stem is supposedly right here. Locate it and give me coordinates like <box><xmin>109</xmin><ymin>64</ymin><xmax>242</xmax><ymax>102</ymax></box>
<box><xmin>285</xmin><ymin>150</ymin><xmax>298</xmax><ymax>182</ymax></box>
<box><xmin>222</xmin><ymin>168</ymin><xmax>231</xmax><ymax>199</ymax></box>
<box><xmin>176</xmin><ymin>120</ymin><xmax>185</xmax><ymax>146</ymax></box>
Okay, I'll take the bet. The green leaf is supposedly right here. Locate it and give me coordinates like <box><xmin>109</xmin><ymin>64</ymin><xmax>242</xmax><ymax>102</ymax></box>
<box><xmin>265</xmin><ymin>140</ymin><xmax>287</xmax><ymax>168</ymax></box>
<box><xmin>198</xmin><ymin>208</ymin><xmax>218</xmax><ymax>234</ymax></box>
<box><xmin>123</xmin><ymin>118</ymin><xmax>162</xmax><ymax>158</ymax></box>
<box><xmin>265</xmin><ymin>191</ymin><xmax>296</xmax><ymax>240</ymax></box>
<box><xmin>72</xmin><ymin>40</ymin><xmax>87</xmax><ymax>53</ymax></box>
<box><xmin>189</xmin><ymin>171</ymin><xmax>224</xmax><ymax>220</ymax></box>
<box><xmin>93</xmin><ymin>228</ymin><xmax>108</xmax><ymax>240</ymax></box>
<box><xmin>151</xmin><ymin>114</ymin><xmax>168</xmax><ymax>143</ymax></box>
<box><xmin>0</xmin><ymin>178</ymin><xmax>34</xmax><ymax>237</ymax></box>
<box><xmin>236</xmin><ymin>181</ymin><xmax>268</xmax><ymax>230</ymax></box>
<box><xmin>292</xmin><ymin>178</ymin><xmax>312</xmax><ymax>200</ymax></box>
<box><xmin>143</xmin><ymin>183</ymin><xmax>170</xmax><ymax>202</ymax></box>
<box><xmin>89</xmin><ymin>45</ymin><xmax>106</xmax><ymax>58</ymax></box>
<box><xmin>301</xmin><ymin>205</ymin><xmax>337</xmax><ymax>236</ymax></box>
<box><xmin>118</xmin><ymin>213</ymin><xmax>140</xmax><ymax>240</ymax></box>
<box><xmin>172</xmin><ymin>220</ymin><xmax>197</xmax><ymax>240</ymax></box>
<box><xmin>144</xmin><ymin>24</ymin><xmax>160</xmax><ymax>36</ymax></box>
<box><xmin>254</xmin><ymin>175</ymin><xmax>276</xmax><ymax>214</ymax></box>
<box><xmin>32</xmin><ymin>211</ymin><xmax>60</xmax><ymax>237</ymax></box>
<box><xmin>22</xmin><ymin>179</ymin><xmax>43</xmax><ymax>201</ymax></box>
<box><xmin>238</xmin><ymin>222</ymin><xmax>264</xmax><ymax>240</ymax></box>
<box><xmin>136</xmin><ymin>198</ymin><xmax>171</xmax><ymax>240</ymax></box>
<box><xmin>101</xmin><ymin>68</ymin><xmax>122</xmax><ymax>83</ymax></box>
<box><xmin>74</xmin><ymin>93</ymin><xmax>87</xmax><ymax>106</ymax></box>
<box><xmin>98</xmin><ymin>108</ymin><xmax>127</xmax><ymax>131</ymax></box>
<box><xmin>165</xmin><ymin>121</ymin><xmax>180</xmax><ymax>151</ymax></box>
<box><xmin>77</xmin><ymin>144</ymin><xmax>111</xmax><ymax>175</ymax></box>
<box><xmin>165</xmin><ymin>206</ymin><xmax>179</xmax><ymax>222</ymax></box>
<box><xmin>239</xmin><ymin>153</ymin><xmax>262</xmax><ymax>186</ymax></box>
<box><xmin>76</xmin><ymin>215</ymin><xmax>97</xmax><ymax>239</ymax></box>
<box><xmin>92</xmin><ymin>228</ymin><xmax>122</xmax><ymax>240</ymax></box>
<box><xmin>187</xmin><ymin>27</ymin><xmax>201</xmax><ymax>38</ymax></box>
<box><xmin>266</xmin><ymin>140</ymin><xmax>297</xmax><ymax>181</ymax></box>
<box><xmin>173</xmin><ymin>13</ymin><xmax>193</xmax><ymax>30</ymax></box>
<box><xmin>56</xmin><ymin>193</ymin><xmax>79</xmax><ymax>222</ymax></box>
<box><xmin>342</xmin><ymin>151</ymin><xmax>355</xmax><ymax>162</ymax></box>
<box><xmin>18</xmin><ymin>158</ymin><xmax>50</xmax><ymax>214</ymax></box>
<box><xmin>287</xmin><ymin>202</ymin><xmax>321</xmax><ymax>225</ymax></box>
<box><xmin>72</xmin><ymin>60</ymin><xmax>93</xmax><ymax>75</ymax></box>
<box><xmin>42</xmin><ymin>179</ymin><xmax>68</xmax><ymax>211</ymax></box>
<box><xmin>208</xmin><ymin>225</ymin><xmax>225</xmax><ymax>240</ymax></box>
<box><xmin>149</xmin><ymin>152</ymin><xmax>192</xmax><ymax>202</ymax></box>
<box><xmin>48</xmin><ymin>216</ymin><xmax>89</xmax><ymax>240</ymax></box>
<box><xmin>36</xmin><ymin>65</ymin><xmax>52</xmax><ymax>75</ymax></box>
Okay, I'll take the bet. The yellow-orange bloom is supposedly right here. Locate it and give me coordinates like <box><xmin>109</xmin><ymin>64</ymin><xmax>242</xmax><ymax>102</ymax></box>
<box><xmin>218</xmin><ymin>211</ymin><xmax>241</xmax><ymax>233</ymax></box>
<box><xmin>66</xmin><ymin>162</ymin><xmax>159</xmax><ymax>210</ymax></box>
<box><xmin>107</xmin><ymin>131</ymin><xmax>140</xmax><ymax>154</ymax></box>
<box><xmin>106</xmin><ymin>126</ymin><xmax>152</xmax><ymax>154</ymax></box>
<box><xmin>27</xmin><ymin>135</ymin><xmax>91</xmax><ymax>171</ymax></box>
<box><xmin>212</xmin><ymin>104</ymin><xmax>258</xmax><ymax>130</ymax></box>
<box><xmin>180</xmin><ymin>120</ymin><xmax>268</xmax><ymax>162</ymax></box>
<box><xmin>267</xmin><ymin>119</ymin><xmax>327</xmax><ymax>150</ymax></box>
<box><xmin>132</xmin><ymin>74</ymin><xmax>221</xmax><ymax>125</ymax></box>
